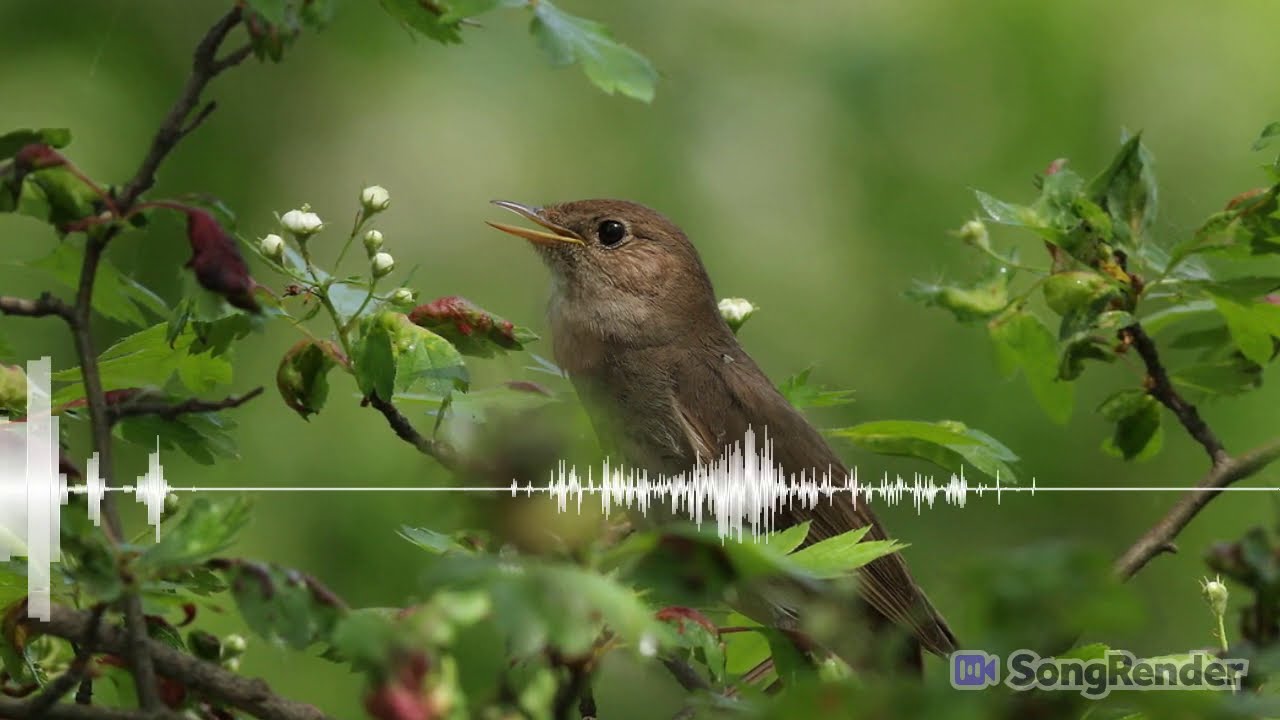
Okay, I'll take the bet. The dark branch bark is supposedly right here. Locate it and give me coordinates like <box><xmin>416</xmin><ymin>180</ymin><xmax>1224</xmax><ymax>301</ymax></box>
<box><xmin>1115</xmin><ymin>436</ymin><xmax>1280</xmax><ymax>580</ymax></box>
<box><xmin>1123</xmin><ymin>323</ymin><xmax>1228</xmax><ymax>465</ymax></box>
<box><xmin>365</xmin><ymin>393</ymin><xmax>460</xmax><ymax>470</ymax></box>
<box><xmin>28</xmin><ymin>606</ymin><xmax>337</xmax><ymax>720</ymax></box>
<box><xmin>116</xmin><ymin>7</ymin><xmax>250</xmax><ymax>208</ymax></box>
<box><xmin>0</xmin><ymin>293</ymin><xmax>75</xmax><ymax>322</ymax></box>
<box><xmin>23</xmin><ymin>606</ymin><xmax>107</xmax><ymax>716</ymax></box>
<box><xmin>0</xmin><ymin>696</ymin><xmax>183</xmax><ymax>720</ymax></box>
<box><xmin>107</xmin><ymin>387</ymin><xmax>264</xmax><ymax>425</ymax></box>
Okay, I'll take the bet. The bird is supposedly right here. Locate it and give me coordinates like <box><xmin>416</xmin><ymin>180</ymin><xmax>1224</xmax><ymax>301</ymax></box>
<box><xmin>486</xmin><ymin>198</ymin><xmax>957</xmax><ymax>667</ymax></box>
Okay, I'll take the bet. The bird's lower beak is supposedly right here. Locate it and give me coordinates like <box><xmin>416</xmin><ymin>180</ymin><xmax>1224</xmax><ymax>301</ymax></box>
<box><xmin>486</xmin><ymin>200</ymin><xmax>584</xmax><ymax>246</ymax></box>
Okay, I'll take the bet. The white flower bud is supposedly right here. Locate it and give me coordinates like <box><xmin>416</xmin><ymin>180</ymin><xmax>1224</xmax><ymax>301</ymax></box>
<box><xmin>1201</xmin><ymin>575</ymin><xmax>1229</xmax><ymax>617</ymax></box>
<box><xmin>223</xmin><ymin>634</ymin><xmax>248</xmax><ymax>656</ymax></box>
<box><xmin>637</xmin><ymin>633</ymin><xmax>658</xmax><ymax>658</ymax></box>
<box><xmin>390</xmin><ymin>287</ymin><xmax>416</xmax><ymax>306</ymax></box>
<box><xmin>163</xmin><ymin>493</ymin><xmax>180</xmax><ymax>515</ymax></box>
<box><xmin>718</xmin><ymin>297</ymin><xmax>758</xmax><ymax>332</ymax></box>
<box><xmin>363</xmin><ymin>229</ymin><xmax>384</xmax><ymax>257</ymax></box>
<box><xmin>258</xmin><ymin>233</ymin><xmax>285</xmax><ymax>262</ymax></box>
<box><xmin>958</xmin><ymin>219</ymin><xmax>990</xmax><ymax>250</ymax></box>
<box><xmin>371</xmin><ymin>251</ymin><xmax>395</xmax><ymax>278</ymax></box>
<box><xmin>280</xmin><ymin>208</ymin><xmax>323</xmax><ymax>238</ymax></box>
<box><xmin>222</xmin><ymin>657</ymin><xmax>240</xmax><ymax>673</ymax></box>
<box><xmin>360</xmin><ymin>185</ymin><xmax>391</xmax><ymax>213</ymax></box>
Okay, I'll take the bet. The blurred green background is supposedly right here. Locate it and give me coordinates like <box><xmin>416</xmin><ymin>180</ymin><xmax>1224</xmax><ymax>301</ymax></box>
<box><xmin>3</xmin><ymin>1</ymin><xmax>1280</xmax><ymax>716</ymax></box>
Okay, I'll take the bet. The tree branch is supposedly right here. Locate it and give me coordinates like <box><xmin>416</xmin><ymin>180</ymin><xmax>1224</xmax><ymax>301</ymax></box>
<box><xmin>365</xmin><ymin>393</ymin><xmax>460</xmax><ymax>470</ymax></box>
<box><xmin>0</xmin><ymin>292</ymin><xmax>75</xmax><ymax>323</ymax></box>
<box><xmin>116</xmin><ymin>6</ymin><xmax>250</xmax><ymax>208</ymax></box>
<box><xmin>28</xmin><ymin>606</ymin><xmax>337</xmax><ymax>720</ymax></box>
<box><xmin>1123</xmin><ymin>323</ymin><xmax>1228</xmax><ymax>465</ymax></box>
<box><xmin>0</xmin><ymin>696</ymin><xmax>183</xmax><ymax>720</ymax></box>
<box><xmin>107</xmin><ymin>387</ymin><xmax>264</xmax><ymax>425</ymax></box>
<box><xmin>54</xmin><ymin>6</ymin><xmax>253</xmax><ymax>711</ymax></box>
<box><xmin>22</xmin><ymin>606</ymin><xmax>107</xmax><ymax>716</ymax></box>
<box><xmin>1115</xmin><ymin>436</ymin><xmax>1280</xmax><ymax>580</ymax></box>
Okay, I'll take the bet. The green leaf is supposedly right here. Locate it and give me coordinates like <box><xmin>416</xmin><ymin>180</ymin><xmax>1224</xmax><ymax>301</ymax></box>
<box><xmin>377</xmin><ymin>311</ymin><xmax>469</xmax><ymax>395</ymax></box>
<box><xmin>276</xmin><ymin>339</ymin><xmax>343</xmax><ymax>419</ymax></box>
<box><xmin>352</xmin><ymin>316</ymin><xmax>397</xmax><ymax>400</ymax></box>
<box><xmin>830</xmin><ymin>419</ymin><xmax>1019</xmax><ymax>483</ymax></box>
<box><xmin>777</xmin><ymin>368</ymin><xmax>855</xmax><ymax>409</ymax></box>
<box><xmin>1088</xmin><ymin>134</ymin><xmax>1158</xmax><ymax>247</ymax></box>
<box><xmin>975</xmin><ymin>190</ymin><xmax>1043</xmax><ymax>229</ymax></box>
<box><xmin>27</xmin><ymin>240</ymin><xmax>170</xmax><ymax>325</ymax></box>
<box><xmin>117</xmin><ymin>411</ymin><xmax>239</xmax><ymax>465</ymax></box>
<box><xmin>722</xmin><ymin>612</ymin><xmax>770</xmax><ymax>675</ymax></box>
<box><xmin>243</xmin><ymin>0</ymin><xmax>287</xmax><ymax>24</ymax></box>
<box><xmin>223</xmin><ymin>562</ymin><xmax>346</xmax><ymax>650</ymax></box>
<box><xmin>1253</xmin><ymin>121</ymin><xmax>1280</xmax><ymax>151</ymax></box>
<box><xmin>1141</xmin><ymin>300</ymin><xmax>1217</xmax><ymax>336</ymax></box>
<box><xmin>760</xmin><ymin>521</ymin><xmax>811</xmax><ymax>555</ymax></box>
<box><xmin>1097</xmin><ymin>389</ymin><xmax>1163</xmax><ymax>461</ymax></box>
<box><xmin>1172</xmin><ymin>356</ymin><xmax>1263</xmax><ymax>397</ymax></box>
<box><xmin>1041</xmin><ymin>271</ymin><xmax>1115</xmax><ymax>317</ymax></box>
<box><xmin>52</xmin><ymin>324</ymin><xmax>233</xmax><ymax>406</ymax></box>
<box><xmin>0</xmin><ymin>128</ymin><xmax>70</xmax><ymax>159</ymax></box>
<box><xmin>907</xmin><ymin>269</ymin><xmax>1011</xmax><ymax>322</ymax></box>
<box><xmin>529</xmin><ymin>0</ymin><xmax>658</xmax><ymax>102</ymax></box>
<box><xmin>987</xmin><ymin>310</ymin><xmax>1074</xmax><ymax>424</ymax></box>
<box><xmin>786</xmin><ymin>527</ymin><xmax>905</xmax><ymax>579</ymax></box>
<box><xmin>1211</xmin><ymin>294</ymin><xmax>1280</xmax><ymax>365</ymax></box>
<box><xmin>379</xmin><ymin>0</ymin><xmax>463</xmax><ymax>44</ymax></box>
<box><xmin>438</xmin><ymin>0</ymin><xmax>505</xmax><ymax>23</ymax></box>
<box><xmin>138</xmin><ymin>497</ymin><xmax>252</xmax><ymax>574</ymax></box>
<box><xmin>398</xmin><ymin>525</ymin><xmax>471</xmax><ymax>555</ymax></box>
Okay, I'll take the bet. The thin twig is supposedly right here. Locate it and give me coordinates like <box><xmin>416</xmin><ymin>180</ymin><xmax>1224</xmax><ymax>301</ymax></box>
<box><xmin>30</xmin><ymin>606</ymin><xmax>338</xmax><ymax>720</ymax></box>
<box><xmin>23</xmin><ymin>606</ymin><xmax>108</xmax><ymax>716</ymax></box>
<box><xmin>116</xmin><ymin>7</ymin><xmax>250</xmax><ymax>208</ymax></box>
<box><xmin>1115</xmin><ymin>436</ymin><xmax>1280</xmax><ymax>580</ymax></box>
<box><xmin>107</xmin><ymin>387</ymin><xmax>264</xmax><ymax>425</ymax></box>
<box><xmin>0</xmin><ymin>696</ymin><xmax>183</xmax><ymax>720</ymax></box>
<box><xmin>0</xmin><ymin>293</ymin><xmax>75</xmax><ymax>322</ymax></box>
<box><xmin>365</xmin><ymin>393</ymin><xmax>459</xmax><ymax>470</ymax></box>
<box><xmin>1123</xmin><ymin>323</ymin><xmax>1228</xmax><ymax>465</ymax></box>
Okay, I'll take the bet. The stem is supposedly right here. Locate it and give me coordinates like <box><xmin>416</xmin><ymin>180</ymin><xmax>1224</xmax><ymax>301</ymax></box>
<box><xmin>341</xmin><ymin>279</ymin><xmax>379</xmax><ymax>335</ymax></box>
<box><xmin>333</xmin><ymin>208</ymin><xmax>367</xmax><ymax>270</ymax></box>
<box><xmin>1216</xmin><ymin>612</ymin><xmax>1229</xmax><ymax>654</ymax></box>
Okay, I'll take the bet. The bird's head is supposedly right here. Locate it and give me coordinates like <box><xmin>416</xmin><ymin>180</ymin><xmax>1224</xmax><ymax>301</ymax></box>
<box><xmin>487</xmin><ymin>198</ymin><xmax>722</xmax><ymax>344</ymax></box>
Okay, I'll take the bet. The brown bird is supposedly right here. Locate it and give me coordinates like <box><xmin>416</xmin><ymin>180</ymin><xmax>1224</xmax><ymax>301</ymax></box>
<box><xmin>487</xmin><ymin>198</ymin><xmax>957</xmax><ymax>664</ymax></box>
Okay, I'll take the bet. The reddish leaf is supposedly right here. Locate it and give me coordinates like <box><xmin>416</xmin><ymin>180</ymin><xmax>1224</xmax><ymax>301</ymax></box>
<box><xmin>407</xmin><ymin>296</ymin><xmax>535</xmax><ymax>357</ymax></box>
<box><xmin>184</xmin><ymin>208</ymin><xmax>260</xmax><ymax>312</ymax></box>
<box><xmin>12</xmin><ymin>143</ymin><xmax>66</xmax><ymax>173</ymax></box>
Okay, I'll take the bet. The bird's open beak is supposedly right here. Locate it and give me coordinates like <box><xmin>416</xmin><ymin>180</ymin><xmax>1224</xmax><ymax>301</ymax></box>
<box><xmin>486</xmin><ymin>200</ymin><xmax>585</xmax><ymax>246</ymax></box>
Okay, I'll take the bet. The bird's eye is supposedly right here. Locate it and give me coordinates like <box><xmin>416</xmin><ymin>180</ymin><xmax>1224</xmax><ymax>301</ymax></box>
<box><xmin>597</xmin><ymin>220</ymin><xmax>627</xmax><ymax>247</ymax></box>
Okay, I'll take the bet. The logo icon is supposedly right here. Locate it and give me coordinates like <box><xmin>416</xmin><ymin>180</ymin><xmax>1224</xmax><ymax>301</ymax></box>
<box><xmin>951</xmin><ymin>650</ymin><xmax>999</xmax><ymax>689</ymax></box>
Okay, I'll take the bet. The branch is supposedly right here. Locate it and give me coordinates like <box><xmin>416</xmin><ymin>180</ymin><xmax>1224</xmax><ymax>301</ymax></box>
<box><xmin>0</xmin><ymin>697</ymin><xmax>183</xmax><ymax>720</ymax></box>
<box><xmin>1123</xmin><ymin>323</ymin><xmax>1228</xmax><ymax>465</ymax></box>
<box><xmin>0</xmin><ymin>292</ymin><xmax>75</xmax><ymax>322</ymax></box>
<box><xmin>116</xmin><ymin>7</ymin><xmax>251</xmax><ymax>208</ymax></box>
<box><xmin>29</xmin><ymin>606</ymin><xmax>337</xmax><ymax>720</ymax></box>
<box><xmin>22</xmin><ymin>606</ymin><xmax>107</xmax><ymax>716</ymax></box>
<box><xmin>107</xmin><ymin>387</ymin><xmax>264</xmax><ymax>425</ymax></box>
<box><xmin>365</xmin><ymin>393</ymin><xmax>460</xmax><ymax>470</ymax></box>
<box><xmin>1115</xmin><ymin>436</ymin><xmax>1280</xmax><ymax>580</ymax></box>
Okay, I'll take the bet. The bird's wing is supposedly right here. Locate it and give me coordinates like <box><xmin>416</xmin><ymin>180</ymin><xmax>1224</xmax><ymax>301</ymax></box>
<box><xmin>669</xmin><ymin>344</ymin><xmax>957</xmax><ymax>656</ymax></box>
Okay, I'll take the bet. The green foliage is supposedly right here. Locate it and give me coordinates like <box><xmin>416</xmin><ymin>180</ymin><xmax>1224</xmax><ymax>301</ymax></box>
<box><xmin>777</xmin><ymin>368</ymin><xmax>856</xmax><ymax>409</ymax></box>
<box><xmin>914</xmin><ymin>128</ymin><xmax>1280</xmax><ymax>463</ymax></box>
<box><xmin>830</xmin><ymin>419</ymin><xmax>1020</xmax><ymax>483</ymax></box>
<box><xmin>529</xmin><ymin>0</ymin><xmax>658</xmax><ymax>102</ymax></box>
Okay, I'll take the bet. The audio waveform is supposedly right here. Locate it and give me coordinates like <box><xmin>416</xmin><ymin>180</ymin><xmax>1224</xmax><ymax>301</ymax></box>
<box><xmin>6</xmin><ymin>355</ymin><xmax>1280</xmax><ymax>622</ymax></box>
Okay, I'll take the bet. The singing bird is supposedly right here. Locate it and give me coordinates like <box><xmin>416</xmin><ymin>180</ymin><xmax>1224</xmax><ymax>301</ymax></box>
<box><xmin>487</xmin><ymin>199</ymin><xmax>957</xmax><ymax>664</ymax></box>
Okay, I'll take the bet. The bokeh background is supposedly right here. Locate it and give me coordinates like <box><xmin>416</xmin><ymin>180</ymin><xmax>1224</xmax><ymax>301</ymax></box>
<box><xmin>3</xmin><ymin>0</ymin><xmax>1280</xmax><ymax>716</ymax></box>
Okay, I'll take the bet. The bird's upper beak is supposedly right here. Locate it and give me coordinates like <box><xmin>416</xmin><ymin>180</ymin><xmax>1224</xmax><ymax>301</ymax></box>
<box><xmin>486</xmin><ymin>200</ymin><xmax>585</xmax><ymax>246</ymax></box>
